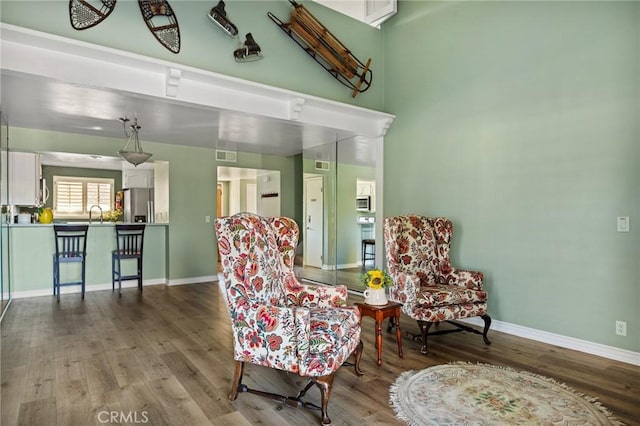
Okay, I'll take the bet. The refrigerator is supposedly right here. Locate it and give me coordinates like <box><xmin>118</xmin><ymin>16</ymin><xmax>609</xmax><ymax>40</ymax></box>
<box><xmin>122</xmin><ymin>188</ymin><xmax>154</xmax><ymax>223</ymax></box>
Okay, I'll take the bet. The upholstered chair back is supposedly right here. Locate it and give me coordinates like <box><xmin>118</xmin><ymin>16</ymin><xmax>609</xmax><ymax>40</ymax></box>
<box><xmin>384</xmin><ymin>214</ymin><xmax>438</xmax><ymax>287</ymax></box>
<box><xmin>216</xmin><ymin>213</ymin><xmax>291</xmax><ymax>308</ymax></box>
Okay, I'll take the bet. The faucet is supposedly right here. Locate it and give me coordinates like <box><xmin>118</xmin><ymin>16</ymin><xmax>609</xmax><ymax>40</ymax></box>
<box><xmin>89</xmin><ymin>205</ymin><xmax>103</xmax><ymax>224</ymax></box>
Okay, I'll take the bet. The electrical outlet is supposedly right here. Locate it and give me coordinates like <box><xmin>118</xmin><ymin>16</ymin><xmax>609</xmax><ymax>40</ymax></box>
<box><xmin>617</xmin><ymin>217</ymin><xmax>629</xmax><ymax>232</ymax></box>
<box><xmin>615</xmin><ymin>321</ymin><xmax>627</xmax><ymax>336</ymax></box>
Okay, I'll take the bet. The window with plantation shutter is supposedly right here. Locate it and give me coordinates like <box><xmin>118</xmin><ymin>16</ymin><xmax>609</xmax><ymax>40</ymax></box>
<box><xmin>55</xmin><ymin>180</ymin><xmax>84</xmax><ymax>214</ymax></box>
<box><xmin>86</xmin><ymin>182</ymin><xmax>112</xmax><ymax>211</ymax></box>
<box><xmin>53</xmin><ymin>176</ymin><xmax>114</xmax><ymax>218</ymax></box>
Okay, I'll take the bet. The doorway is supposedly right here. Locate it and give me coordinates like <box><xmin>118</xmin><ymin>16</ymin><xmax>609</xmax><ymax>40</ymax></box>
<box><xmin>217</xmin><ymin>166</ymin><xmax>280</xmax><ymax>218</ymax></box>
<box><xmin>304</xmin><ymin>175</ymin><xmax>324</xmax><ymax>269</ymax></box>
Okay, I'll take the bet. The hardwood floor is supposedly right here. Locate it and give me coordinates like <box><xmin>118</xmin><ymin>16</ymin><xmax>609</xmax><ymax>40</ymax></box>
<box><xmin>2</xmin><ymin>283</ymin><xmax>639</xmax><ymax>425</ymax></box>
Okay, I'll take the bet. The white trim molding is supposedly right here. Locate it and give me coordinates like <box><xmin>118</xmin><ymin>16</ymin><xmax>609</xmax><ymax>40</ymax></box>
<box><xmin>460</xmin><ymin>317</ymin><xmax>640</xmax><ymax>366</ymax></box>
<box><xmin>11</xmin><ymin>278</ymin><xmax>167</xmax><ymax>299</ymax></box>
<box><xmin>0</xmin><ymin>24</ymin><xmax>395</xmax><ymax>139</ymax></box>
<box><xmin>167</xmin><ymin>275</ymin><xmax>218</xmax><ymax>286</ymax></box>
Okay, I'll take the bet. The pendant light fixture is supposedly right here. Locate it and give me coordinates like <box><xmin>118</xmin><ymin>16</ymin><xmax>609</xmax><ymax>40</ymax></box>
<box><xmin>118</xmin><ymin>115</ymin><xmax>152</xmax><ymax>166</ymax></box>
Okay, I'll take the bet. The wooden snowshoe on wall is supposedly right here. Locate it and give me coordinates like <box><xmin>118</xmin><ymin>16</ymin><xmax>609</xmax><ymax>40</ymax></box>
<box><xmin>138</xmin><ymin>0</ymin><xmax>181</xmax><ymax>54</ymax></box>
<box><xmin>268</xmin><ymin>0</ymin><xmax>372</xmax><ymax>98</ymax></box>
<box><xmin>69</xmin><ymin>0</ymin><xmax>117</xmax><ymax>30</ymax></box>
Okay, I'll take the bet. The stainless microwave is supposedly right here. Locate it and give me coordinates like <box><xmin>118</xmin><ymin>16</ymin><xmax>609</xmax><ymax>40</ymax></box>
<box><xmin>356</xmin><ymin>196</ymin><xmax>371</xmax><ymax>211</ymax></box>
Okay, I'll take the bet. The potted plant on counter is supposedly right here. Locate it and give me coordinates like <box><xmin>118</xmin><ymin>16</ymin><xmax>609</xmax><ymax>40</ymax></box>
<box><xmin>102</xmin><ymin>208</ymin><xmax>123</xmax><ymax>222</ymax></box>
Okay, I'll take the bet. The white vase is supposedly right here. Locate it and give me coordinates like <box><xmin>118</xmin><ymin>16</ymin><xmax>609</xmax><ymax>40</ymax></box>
<box><xmin>363</xmin><ymin>288</ymin><xmax>388</xmax><ymax>306</ymax></box>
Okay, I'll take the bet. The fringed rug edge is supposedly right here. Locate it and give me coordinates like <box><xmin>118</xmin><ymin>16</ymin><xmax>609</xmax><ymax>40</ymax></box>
<box><xmin>388</xmin><ymin>361</ymin><xmax>626</xmax><ymax>426</ymax></box>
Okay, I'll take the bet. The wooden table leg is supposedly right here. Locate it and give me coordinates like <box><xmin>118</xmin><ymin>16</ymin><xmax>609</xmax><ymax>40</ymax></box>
<box><xmin>375</xmin><ymin>311</ymin><xmax>383</xmax><ymax>366</ymax></box>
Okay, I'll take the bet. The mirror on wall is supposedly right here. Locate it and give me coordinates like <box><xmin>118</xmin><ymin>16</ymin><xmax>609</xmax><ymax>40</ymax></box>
<box><xmin>335</xmin><ymin>136</ymin><xmax>378</xmax><ymax>293</ymax></box>
<box><xmin>300</xmin><ymin>140</ymin><xmax>338</xmax><ymax>286</ymax></box>
<box><xmin>0</xmin><ymin>112</ymin><xmax>9</xmax><ymax>316</ymax></box>
<box><xmin>295</xmin><ymin>135</ymin><xmax>379</xmax><ymax>292</ymax></box>
<box><xmin>216</xmin><ymin>136</ymin><xmax>380</xmax><ymax>293</ymax></box>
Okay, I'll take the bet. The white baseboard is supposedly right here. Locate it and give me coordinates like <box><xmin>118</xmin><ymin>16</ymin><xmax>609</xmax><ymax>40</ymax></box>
<box><xmin>337</xmin><ymin>263</ymin><xmax>360</xmax><ymax>270</ymax></box>
<box><xmin>10</xmin><ymin>275</ymin><xmax>218</xmax><ymax>298</ymax></box>
<box><xmin>167</xmin><ymin>275</ymin><xmax>218</xmax><ymax>286</ymax></box>
<box><xmin>11</xmin><ymin>278</ymin><xmax>167</xmax><ymax>299</ymax></box>
<box><xmin>459</xmin><ymin>317</ymin><xmax>640</xmax><ymax>366</ymax></box>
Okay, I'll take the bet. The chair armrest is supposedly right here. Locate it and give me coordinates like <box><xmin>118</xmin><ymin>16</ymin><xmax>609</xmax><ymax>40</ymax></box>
<box><xmin>388</xmin><ymin>270</ymin><xmax>420</xmax><ymax>305</ymax></box>
<box><xmin>284</xmin><ymin>272</ymin><xmax>348</xmax><ymax>308</ymax></box>
<box><xmin>439</xmin><ymin>267</ymin><xmax>484</xmax><ymax>290</ymax></box>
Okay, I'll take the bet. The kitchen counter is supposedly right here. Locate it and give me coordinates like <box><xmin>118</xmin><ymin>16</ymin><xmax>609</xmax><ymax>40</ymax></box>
<box><xmin>4</xmin><ymin>223</ymin><xmax>169</xmax><ymax>296</ymax></box>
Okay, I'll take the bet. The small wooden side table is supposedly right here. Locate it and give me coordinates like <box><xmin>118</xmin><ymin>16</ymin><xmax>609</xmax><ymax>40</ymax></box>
<box><xmin>355</xmin><ymin>301</ymin><xmax>404</xmax><ymax>366</ymax></box>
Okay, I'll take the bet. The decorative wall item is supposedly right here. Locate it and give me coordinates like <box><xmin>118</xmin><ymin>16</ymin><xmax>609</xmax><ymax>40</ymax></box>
<box><xmin>207</xmin><ymin>0</ymin><xmax>238</xmax><ymax>37</ymax></box>
<box><xmin>69</xmin><ymin>0</ymin><xmax>180</xmax><ymax>54</ymax></box>
<box><xmin>69</xmin><ymin>0</ymin><xmax>117</xmax><ymax>30</ymax></box>
<box><xmin>268</xmin><ymin>0</ymin><xmax>372</xmax><ymax>98</ymax></box>
<box><xmin>233</xmin><ymin>33</ymin><xmax>263</xmax><ymax>62</ymax></box>
<box><xmin>138</xmin><ymin>0</ymin><xmax>181</xmax><ymax>54</ymax></box>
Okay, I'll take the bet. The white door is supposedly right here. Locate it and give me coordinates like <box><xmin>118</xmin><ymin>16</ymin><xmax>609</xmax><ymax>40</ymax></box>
<box><xmin>304</xmin><ymin>176</ymin><xmax>323</xmax><ymax>268</ymax></box>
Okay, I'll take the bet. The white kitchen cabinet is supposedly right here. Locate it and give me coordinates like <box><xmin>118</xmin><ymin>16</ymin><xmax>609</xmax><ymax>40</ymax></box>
<box><xmin>1</xmin><ymin>151</ymin><xmax>41</xmax><ymax>206</ymax></box>
<box><xmin>357</xmin><ymin>179</ymin><xmax>375</xmax><ymax>197</ymax></box>
<box><xmin>123</xmin><ymin>168</ymin><xmax>154</xmax><ymax>188</ymax></box>
<box><xmin>364</xmin><ymin>0</ymin><xmax>397</xmax><ymax>27</ymax></box>
<box><xmin>311</xmin><ymin>0</ymin><xmax>396</xmax><ymax>28</ymax></box>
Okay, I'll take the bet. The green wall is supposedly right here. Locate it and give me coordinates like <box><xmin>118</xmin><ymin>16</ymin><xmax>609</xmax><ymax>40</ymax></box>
<box><xmin>0</xmin><ymin>0</ymin><xmax>384</xmax><ymax>110</ymax></box>
<box><xmin>382</xmin><ymin>1</ymin><xmax>639</xmax><ymax>352</ymax></box>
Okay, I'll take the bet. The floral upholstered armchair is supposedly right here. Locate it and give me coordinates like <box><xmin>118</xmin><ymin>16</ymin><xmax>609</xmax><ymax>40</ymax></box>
<box><xmin>215</xmin><ymin>213</ymin><xmax>363</xmax><ymax>425</ymax></box>
<box><xmin>384</xmin><ymin>214</ymin><xmax>491</xmax><ymax>354</ymax></box>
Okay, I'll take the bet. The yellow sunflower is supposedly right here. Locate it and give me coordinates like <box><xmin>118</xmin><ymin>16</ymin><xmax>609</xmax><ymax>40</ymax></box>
<box><xmin>360</xmin><ymin>268</ymin><xmax>393</xmax><ymax>290</ymax></box>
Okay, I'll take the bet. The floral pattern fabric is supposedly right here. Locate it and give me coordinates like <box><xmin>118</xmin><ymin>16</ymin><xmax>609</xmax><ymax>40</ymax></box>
<box><xmin>384</xmin><ymin>214</ymin><xmax>488</xmax><ymax>323</ymax></box>
<box><xmin>216</xmin><ymin>212</ymin><xmax>361</xmax><ymax>377</ymax></box>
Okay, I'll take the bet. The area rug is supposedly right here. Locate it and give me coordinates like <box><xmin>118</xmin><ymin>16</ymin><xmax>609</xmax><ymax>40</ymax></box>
<box><xmin>389</xmin><ymin>363</ymin><xmax>623</xmax><ymax>425</ymax></box>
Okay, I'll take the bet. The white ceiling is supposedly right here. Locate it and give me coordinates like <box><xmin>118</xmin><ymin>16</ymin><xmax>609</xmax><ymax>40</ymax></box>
<box><xmin>1</xmin><ymin>70</ymin><xmax>373</xmax><ymax>166</ymax></box>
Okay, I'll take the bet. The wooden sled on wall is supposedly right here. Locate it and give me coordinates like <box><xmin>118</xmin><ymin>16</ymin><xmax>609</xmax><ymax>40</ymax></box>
<box><xmin>268</xmin><ymin>0</ymin><xmax>372</xmax><ymax>98</ymax></box>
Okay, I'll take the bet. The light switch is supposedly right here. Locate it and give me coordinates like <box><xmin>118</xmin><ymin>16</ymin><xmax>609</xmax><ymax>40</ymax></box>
<box><xmin>617</xmin><ymin>217</ymin><xmax>629</xmax><ymax>232</ymax></box>
<box><xmin>205</xmin><ymin>215</ymin><xmax>211</xmax><ymax>223</ymax></box>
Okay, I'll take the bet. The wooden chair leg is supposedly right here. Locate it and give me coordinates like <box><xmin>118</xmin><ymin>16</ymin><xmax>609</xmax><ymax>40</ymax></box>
<box><xmin>418</xmin><ymin>320</ymin><xmax>433</xmax><ymax>354</ymax></box>
<box><xmin>138</xmin><ymin>258</ymin><xmax>143</xmax><ymax>292</ymax></box>
<box><xmin>481</xmin><ymin>314</ymin><xmax>492</xmax><ymax>345</ymax></box>
<box><xmin>117</xmin><ymin>258</ymin><xmax>122</xmax><ymax>297</ymax></box>
<box><xmin>229</xmin><ymin>361</ymin><xmax>244</xmax><ymax>401</ymax></box>
<box><xmin>352</xmin><ymin>339</ymin><xmax>364</xmax><ymax>376</ymax></box>
<box><xmin>81</xmin><ymin>259</ymin><xmax>86</xmax><ymax>300</ymax></box>
<box><xmin>314</xmin><ymin>373</ymin><xmax>335</xmax><ymax>425</ymax></box>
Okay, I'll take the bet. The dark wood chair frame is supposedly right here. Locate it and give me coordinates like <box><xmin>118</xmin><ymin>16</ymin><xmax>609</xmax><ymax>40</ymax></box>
<box><xmin>229</xmin><ymin>341</ymin><xmax>363</xmax><ymax>425</ymax></box>
<box><xmin>112</xmin><ymin>224</ymin><xmax>146</xmax><ymax>296</ymax></box>
<box><xmin>53</xmin><ymin>225</ymin><xmax>89</xmax><ymax>302</ymax></box>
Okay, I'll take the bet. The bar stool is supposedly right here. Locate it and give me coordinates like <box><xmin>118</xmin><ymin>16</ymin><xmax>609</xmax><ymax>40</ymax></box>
<box><xmin>112</xmin><ymin>224</ymin><xmax>146</xmax><ymax>296</ymax></box>
<box><xmin>362</xmin><ymin>238</ymin><xmax>375</xmax><ymax>266</ymax></box>
<box><xmin>53</xmin><ymin>225</ymin><xmax>89</xmax><ymax>302</ymax></box>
